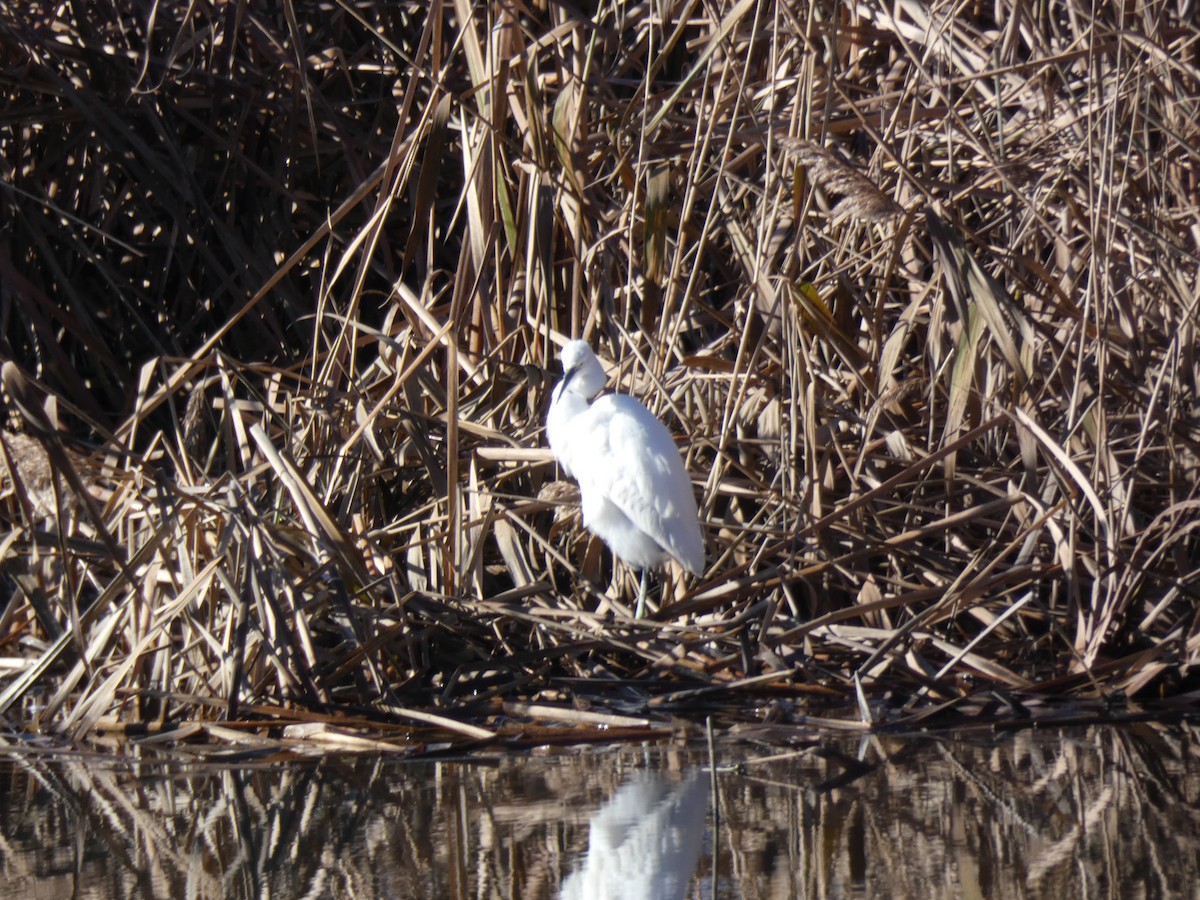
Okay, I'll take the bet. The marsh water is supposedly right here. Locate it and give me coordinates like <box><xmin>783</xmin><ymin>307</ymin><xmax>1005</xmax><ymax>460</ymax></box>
<box><xmin>1</xmin><ymin>722</ymin><xmax>1198</xmax><ymax>898</ymax></box>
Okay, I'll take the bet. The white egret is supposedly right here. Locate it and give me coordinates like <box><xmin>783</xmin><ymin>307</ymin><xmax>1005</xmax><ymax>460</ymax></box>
<box><xmin>546</xmin><ymin>340</ymin><xmax>704</xmax><ymax>617</ymax></box>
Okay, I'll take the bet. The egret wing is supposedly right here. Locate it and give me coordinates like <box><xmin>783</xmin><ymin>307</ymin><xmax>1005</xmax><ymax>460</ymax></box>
<box><xmin>579</xmin><ymin>395</ymin><xmax>704</xmax><ymax>573</ymax></box>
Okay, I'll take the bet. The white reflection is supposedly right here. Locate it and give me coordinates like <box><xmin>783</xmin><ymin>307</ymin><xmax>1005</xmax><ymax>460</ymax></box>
<box><xmin>561</xmin><ymin>770</ymin><xmax>707</xmax><ymax>900</ymax></box>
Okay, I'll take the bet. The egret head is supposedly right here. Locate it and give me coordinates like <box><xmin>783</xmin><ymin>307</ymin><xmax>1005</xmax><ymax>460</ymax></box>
<box><xmin>556</xmin><ymin>340</ymin><xmax>607</xmax><ymax>401</ymax></box>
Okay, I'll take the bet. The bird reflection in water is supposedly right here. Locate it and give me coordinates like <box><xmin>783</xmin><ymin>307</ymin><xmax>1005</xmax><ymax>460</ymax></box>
<box><xmin>560</xmin><ymin>770</ymin><xmax>708</xmax><ymax>900</ymax></box>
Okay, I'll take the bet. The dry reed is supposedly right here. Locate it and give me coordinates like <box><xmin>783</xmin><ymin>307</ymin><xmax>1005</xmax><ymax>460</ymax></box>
<box><xmin>1</xmin><ymin>1</ymin><xmax>1198</xmax><ymax>751</ymax></box>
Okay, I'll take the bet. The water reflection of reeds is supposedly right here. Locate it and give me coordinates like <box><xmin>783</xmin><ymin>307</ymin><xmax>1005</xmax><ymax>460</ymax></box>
<box><xmin>2</xmin><ymin>725</ymin><xmax>1197</xmax><ymax>898</ymax></box>
<box><xmin>733</xmin><ymin>723</ymin><xmax>1200</xmax><ymax>899</ymax></box>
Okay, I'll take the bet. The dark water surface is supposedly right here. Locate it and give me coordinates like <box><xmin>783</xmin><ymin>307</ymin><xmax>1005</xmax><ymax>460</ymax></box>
<box><xmin>1</xmin><ymin>722</ymin><xmax>1197</xmax><ymax>898</ymax></box>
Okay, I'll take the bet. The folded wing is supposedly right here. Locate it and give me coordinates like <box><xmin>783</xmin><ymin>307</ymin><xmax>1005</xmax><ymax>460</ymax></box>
<box><xmin>575</xmin><ymin>394</ymin><xmax>704</xmax><ymax>575</ymax></box>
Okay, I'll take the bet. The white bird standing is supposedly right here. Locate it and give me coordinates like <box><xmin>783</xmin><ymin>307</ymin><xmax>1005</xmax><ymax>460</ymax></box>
<box><xmin>546</xmin><ymin>340</ymin><xmax>704</xmax><ymax>617</ymax></box>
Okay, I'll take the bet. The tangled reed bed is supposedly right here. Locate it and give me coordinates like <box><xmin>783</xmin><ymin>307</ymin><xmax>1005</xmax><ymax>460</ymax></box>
<box><xmin>1</xmin><ymin>1</ymin><xmax>1199</xmax><ymax>755</ymax></box>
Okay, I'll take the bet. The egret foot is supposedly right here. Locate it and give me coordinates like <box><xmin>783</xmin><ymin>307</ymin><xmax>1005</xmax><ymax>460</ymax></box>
<box><xmin>635</xmin><ymin>569</ymin><xmax>650</xmax><ymax>618</ymax></box>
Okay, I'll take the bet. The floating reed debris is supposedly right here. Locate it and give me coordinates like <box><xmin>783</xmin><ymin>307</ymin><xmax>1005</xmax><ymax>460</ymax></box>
<box><xmin>0</xmin><ymin>2</ymin><xmax>1198</xmax><ymax>753</ymax></box>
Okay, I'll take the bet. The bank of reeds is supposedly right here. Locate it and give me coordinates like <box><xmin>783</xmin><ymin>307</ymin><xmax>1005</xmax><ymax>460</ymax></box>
<box><xmin>1</xmin><ymin>1</ymin><xmax>1198</xmax><ymax>751</ymax></box>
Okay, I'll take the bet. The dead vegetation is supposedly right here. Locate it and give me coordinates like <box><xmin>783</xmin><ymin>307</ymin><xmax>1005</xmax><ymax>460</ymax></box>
<box><xmin>1</xmin><ymin>1</ymin><xmax>1199</xmax><ymax>752</ymax></box>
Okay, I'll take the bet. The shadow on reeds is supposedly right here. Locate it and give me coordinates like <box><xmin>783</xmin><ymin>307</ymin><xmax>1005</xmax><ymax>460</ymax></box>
<box><xmin>2</xmin><ymin>723</ymin><xmax>1198</xmax><ymax>899</ymax></box>
<box><xmin>1</xmin><ymin>2</ymin><xmax>1199</xmax><ymax>746</ymax></box>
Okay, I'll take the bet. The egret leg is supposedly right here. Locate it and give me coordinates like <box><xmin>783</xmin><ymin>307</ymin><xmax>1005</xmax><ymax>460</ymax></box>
<box><xmin>635</xmin><ymin>569</ymin><xmax>649</xmax><ymax>619</ymax></box>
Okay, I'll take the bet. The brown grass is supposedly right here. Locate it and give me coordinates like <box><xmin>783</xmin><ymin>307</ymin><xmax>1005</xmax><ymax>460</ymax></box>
<box><xmin>1</xmin><ymin>1</ymin><xmax>1199</xmax><ymax>750</ymax></box>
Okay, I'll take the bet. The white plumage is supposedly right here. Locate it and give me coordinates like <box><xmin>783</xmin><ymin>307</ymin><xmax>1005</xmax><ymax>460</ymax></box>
<box><xmin>547</xmin><ymin>340</ymin><xmax>704</xmax><ymax>616</ymax></box>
